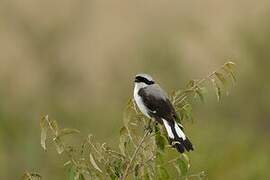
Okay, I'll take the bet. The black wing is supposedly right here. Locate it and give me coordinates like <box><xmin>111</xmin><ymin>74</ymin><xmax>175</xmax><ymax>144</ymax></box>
<box><xmin>138</xmin><ymin>88</ymin><xmax>177</xmax><ymax>123</ymax></box>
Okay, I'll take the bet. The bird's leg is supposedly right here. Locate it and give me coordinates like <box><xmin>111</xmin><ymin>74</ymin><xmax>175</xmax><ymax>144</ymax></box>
<box><xmin>144</xmin><ymin>119</ymin><xmax>153</xmax><ymax>133</ymax></box>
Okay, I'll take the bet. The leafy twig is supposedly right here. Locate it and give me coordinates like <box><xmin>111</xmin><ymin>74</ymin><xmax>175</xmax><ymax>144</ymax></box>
<box><xmin>121</xmin><ymin>130</ymin><xmax>151</xmax><ymax>180</ymax></box>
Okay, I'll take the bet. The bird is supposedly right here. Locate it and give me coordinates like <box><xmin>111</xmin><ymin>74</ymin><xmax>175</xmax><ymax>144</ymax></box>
<box><xmin>133</xmin><ymin>73</ymin><xmax>194</xmax><ymax>153</ymax></box>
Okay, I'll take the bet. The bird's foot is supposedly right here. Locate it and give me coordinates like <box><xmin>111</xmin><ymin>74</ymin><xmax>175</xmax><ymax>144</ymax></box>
<box><xmin>144</xmin><ymin>119</ymin><xmax>153</xmax><ymax>133</ymax></box>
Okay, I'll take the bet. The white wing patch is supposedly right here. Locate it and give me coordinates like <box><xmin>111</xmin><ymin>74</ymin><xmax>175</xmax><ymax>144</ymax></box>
<box><xmin>174</xmin><ymin>121</ymin><xmax>186</xmax><ymax>140</ymax></box>
<box><xmin>162</xmin><ymin>119</ymin><xmax>174</xmax><ymax>138</ymax></box>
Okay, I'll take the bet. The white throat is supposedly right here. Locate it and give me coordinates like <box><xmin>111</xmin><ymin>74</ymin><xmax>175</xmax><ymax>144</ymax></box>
<box><xmin>133</xmin><ymin>82</ymin><xmax>151</xmax><ymax>118</ymax></box>
<box><xmin>134</xmin><ymin>82</ymin><xmax>148</xmax><ymax>94</ymax></box>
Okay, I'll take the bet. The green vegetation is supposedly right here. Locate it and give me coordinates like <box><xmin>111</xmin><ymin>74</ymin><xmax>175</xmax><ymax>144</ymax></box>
<box><xmin>23</xmin><ymin>62</ymin><xmax>235</xmax><ymax>180</ymax></box>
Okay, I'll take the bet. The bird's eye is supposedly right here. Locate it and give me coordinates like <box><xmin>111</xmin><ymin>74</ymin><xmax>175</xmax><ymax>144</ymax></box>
<box><xmin>134</xmin><ymin>76</ymin><xmax>154</xmax><ymax>85</ymax></box>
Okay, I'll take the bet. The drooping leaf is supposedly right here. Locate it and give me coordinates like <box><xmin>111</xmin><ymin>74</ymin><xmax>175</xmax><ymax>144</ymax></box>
<box><xmin>182</xmin><ymin>153</ymin><xmax>190</xmax><ymax>166</ymax></box>
<box><xmin>90</xmin><ymin>153</ymin><xmax>103</xmax><ymax>173</ymax></box>
<box><xmin>43</xmin><ymin>115</ymin><xmax>59</xmax><ymax>135</ymax></box>
<box><xmin>158</xmin><ymin>167</ymin><xmax>170</xmax><ymax>179</ymax></box>
<box><xmin>186</xmin><ymin>80</ymin><xmax>196</xmax><ymax>88</ymax></box>
<box><xmin>120</xmin><ymin>126</ymin><xmax>128</xmax><ymax>136</ymax></box>
<box><xmin>181</xmin><ymin>103</ymin><xmax>193</xmax><ymax>121</ymax></box>
<box><xmin>134</xmin><ymin>163</ymin><xmax>140</xmax><ymax>177</ymax></box>
<box><xmin>214</xmin><ymin>72</ymin><xmax>227</xmax><ymax>86</ymax></box>
<box><xmin>143</xmin><ymin>170</ymin><xmax>151</xmax><ymax>180</ymax></box>
<box><xmin>53</xmin><ymin>137</ymin><xmax>64</xmax><ymax>154</ymax></box>
<box><xmin>74</xmin><ymin>171</ymin><xmax>81</xmax><ymax>180</ymax></box>
<box><xmin>119</xmin><ymin>126</ymin><xmax>128</xmax><ymax>155</ymax></box>
<box><xmin>109</xmin><ymin>159</ymin><xmax>123</xmax><ymax>178</ymax></box>
<box><xmin>40</xmin><ymin>117</ymin><xmax>48</xmax><ymax>150</ymax></box>
<box><xmin>174</xmin><ymin>158</ymin><xmax>188</xmax><ymax>177</ymax></box>
<box><xmin>229</xmin><ymin>71</ymin><xmax>237</xmax><ymax>85</ymax></box>
<box><xmin>22</xmin><ymin>172</ymin><xmax>42</xmax><ymax>180</ymax></box>
<box><xmin>68</xmin><ymin>167</ymin><xmax>76</xmax><ymax>180</ymax></box>
<box><xmin>225</xmin><ymin>61</ymin><xmax>236</xmax><ymax>69</ymax></box>
<box><xmin>50</xmin><ymin>119</ymin><xmax>59</xmax><ymax>135</ymax></box>
<box><xmin>195</xmin><ymin>86</ymin><xmax>205</xmax><ymax>102</ymax></box>
<box><xmin>78</xmin><ymin>174</ymin><xmax>85</xmax><ymax>180</ymax></box>
<box><xmin>155</xmin><ymin>126</ymin><xmax>166</xmax><ymax>152</ymax></box>
<box><xmin>123</xmin><ymin>99</ymin><xmax>135</xmax><ymax>126</ymax></box>
<box><xmin>212</xmin><ymin>79</ymin><xmax>222</xmax><ymax>102</ymax></box>
<box><xmin>223</xmin><ymin>64</ymin><xmax>236</xmax><ymax>86</ymax></box>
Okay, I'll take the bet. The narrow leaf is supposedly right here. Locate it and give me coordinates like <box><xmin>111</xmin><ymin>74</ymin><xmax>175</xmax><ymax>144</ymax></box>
<box><xmin>68</xmin><ymin>167</ymin><xmax>76</xmax><ymax>180</ymax></box>
<box><xmin>186</xmin><ymin>80</ymin><xmax>196</xmax><ymax>88</ymax></box>
<box><xmin>53</xmin><ymin>137</ymin><xmax>64</xmax><ymax>154</ymax></box>
<box><xmin>195</xmin><ymin>86</ymin><xmax>205</xmax><ymax>102</ymax></box>
<box><xmin>134</xmin><ymin>163</ymin><xmax>140</xmax><ymax>177</ymax></box>
<box><xmin>158</xmin><ymin>167</ymin><xmax>170</xmax><ymax>179</ymax></box>
<box><xmin>214</xmin><ymin>72</ymin><xmax>227</xmax><ymax>86</ymax></box>
<box><xmin>226</xmin><ymin>61</ymin><xmax>236</xmax><ymax>69</ymax></box>
<box><xmin>50</xmin><ymin>119</ymin><xmax>59</xmax><ymax>135</ymax></box>
<box><xmin>90</xmin><ymin>153</ymin><xmax>103</xmax><ymax>173</ymax></box>
<box><xmin>40</xmin><ymin>117</ymin><xmax>47</xmax><ymax>150</ymax></box>
<box><xmin>119</xmin><ymin>127</ymin><xmax>128</xmax><ymax>155</ymax></box>
<box><xmin>223</xmin><ymin>64</ymin><xmax>236</xmax><ymax>85</ymax></box>
<box><xmin>58</xmin><ymin>128</ymin><xmax>80</xmax><ymax>138</ymax></box>
<box><xmin>212</xmin><ymin>79</ymin><xmax>222</xmax><ymax>102</ymax></box>
<box><xmin>175</xmin><ymin>159</ymin><xmax>188</xmax><ymax>177</ymax></box>
<box><xmin>181</xmin><ymin>103</ymin><xmax>193</xmax><ymax>121</ymax></box>
<box><xmin>22</xmin><ymin>172</ymin><xmax>41</xmax><ymax>180</ymax></box>
<box><xmin>229</xmin><ymin>71</ymin><xmax>236</xmax><ymax>84</ymax></box>
<box><xmin>155</xmin><ymin>126</ymin><xmax>166</xmax><ymax>152</ymax></box>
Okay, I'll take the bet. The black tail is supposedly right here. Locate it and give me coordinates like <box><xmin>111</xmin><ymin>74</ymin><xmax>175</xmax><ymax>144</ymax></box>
<box><xmin>163</xmin><ymin>119</ymin><xmax>194</xmax><ymax>153</ymax></box>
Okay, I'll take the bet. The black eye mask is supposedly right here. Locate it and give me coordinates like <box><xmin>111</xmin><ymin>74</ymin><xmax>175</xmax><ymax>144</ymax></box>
<box><xmin>135</xmin><ymin>76</ymin><xmax>155</xmax><ymax>85</ymax></box>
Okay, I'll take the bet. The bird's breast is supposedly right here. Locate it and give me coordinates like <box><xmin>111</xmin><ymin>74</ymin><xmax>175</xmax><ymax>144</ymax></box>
<box><xmin>134</xmin><ymin>87</ymin><xmax>151</xmax><ymax>118</ymax></box>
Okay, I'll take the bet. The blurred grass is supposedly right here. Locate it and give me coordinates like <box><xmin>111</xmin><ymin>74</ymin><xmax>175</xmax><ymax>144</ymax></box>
<box><xmin>0</xmin><ymin>0</ymin><xmax>270</xmax><ymax>179</ymax></box>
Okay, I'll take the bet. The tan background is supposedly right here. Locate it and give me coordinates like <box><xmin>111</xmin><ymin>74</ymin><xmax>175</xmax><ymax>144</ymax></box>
<box><xmin>0</xmin><ymin>0</ymin><xmax>270</xmax><ymax>179</ymax></box>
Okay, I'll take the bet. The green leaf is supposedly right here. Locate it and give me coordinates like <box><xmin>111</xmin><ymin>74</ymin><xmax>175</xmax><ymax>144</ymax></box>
<box><xmin>123</xmin><ymin>99</ymin><xmax>135</xmax><ymax>126</ymax></box>
<box><xmin>155</xmin><ymin>126</ymin><xmax>166</xmax><ymax>152</ymax></box>
<box><xmin>68</xmin><ymin>167</ymin><xmax>76</xmax><ymax>180</ymax></box>
<box><xmin>181</xmin><ymin>103</ymin><xmax>193</xmax><ymax>121</ymax></box>
<box><xmin>78</xmin><ymin>174</ymin><xmax>85</xmax><ymax>180</ymax></box>
<box><xmin>214</xmin><ymin>72</ymin><xmax>227</xmax><ymax>86</ymax></box>
<box><xmin>109</xmin><ymin>159</ymin><xmax>123</xmax><ymax>178</ymax></box>
<box><xmin>223</xmin><ymin>63</ymin><xmax>236</xmax><ymax>85</ymax></box>
<box><xmin>174</xmin><ymin>158</ymin><xmax>188</xmax><ymax>177</ymax></box>
<box><xmin>40</xmin><ymin>117</ymin><xmax>48</xmax><ymax>150</ymax></box>
<box><xmin>229</xmin><ymin>71</ymin><xmax>237</xmax><ymax>85</ymax></box>
<box><xmin>58</xmin><ymin>128</ymin><xmax>80</xmax><ymax>138</ymax></box>
<box><xmin>120</xmin><ymin>126</ymin><xmax>128</xmax><ymax>136</ymax></box>
<box><xmin>143</xmin><ymin>166</ymin><xmax>154</xmax><ymax>180</ymax></box>
<box><xmin>186</xmin><ymin>80</ymin><xmax>196</xmax><ymax>88</ymax></box>
<box><xmin>119</xmin><ymin>127</ymin><xmax>128</xmax><ymax>155</ymax></box>
<box><xmin>225</xmin><ymin>61</ymin><xmax>236</xmax><ymax>69</ymax></box>
<box><xmin>22</xmin><ymin>172</ymin><xmax>41</xmax><ymax>180</ymax></box>
<box><xmin>50</xmin><ymin>119</ymin><xmax>59</xmax><ymax>135</ymax></box>
<box><xmin>134</xmin><ymin>163</ymin><xmax>140</xmax><ymax>177</ymax></box>
<box><xmin>158</xmin><ymin>167</ymin><xmax>170</xmax><ymax>179</ymax></box>
<box><xmin>44</xmin><ymin>115</ymin><xmax>59</xmax><ymax>135</ymax></box>
<box><xmin>212</xmin><ymin>79</ymin><xmax>222</xmax><ymax>102</ymax></box>
<box><xmin>182</xmin><ymin>153</ymin><xmax>190</xmax><ymax>165</ymax></box>
<box><xmin>195</xmin><ymin>86</ymin><xmax>205</xmax><ymax>102</ymax></box>
<box><xmin>90</xmin><ymin>153</ymin><xmax>103</xmax><ymax>173</ymax></box>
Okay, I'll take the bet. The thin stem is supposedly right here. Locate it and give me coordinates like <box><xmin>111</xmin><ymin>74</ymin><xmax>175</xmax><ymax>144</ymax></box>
<box><xmin>175</xmin><ymin>62</ymin><xmax>230</xmax><ymax>105</ymax></box>
<box><xmin>121</xmin><ymin>130</ymin><xmax>150</xmax><ymax>180</ymax></box>
<box><xmin>129</xmin><ymin>154</ymin><xmax>156</xmax><ymax>176</ymax></box>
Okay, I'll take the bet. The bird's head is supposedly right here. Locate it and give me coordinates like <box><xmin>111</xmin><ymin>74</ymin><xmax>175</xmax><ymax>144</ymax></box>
<box><xmin>134</xmin><ymin>74</ymin><xmax>155</xmax><ymax>86</ymax></box>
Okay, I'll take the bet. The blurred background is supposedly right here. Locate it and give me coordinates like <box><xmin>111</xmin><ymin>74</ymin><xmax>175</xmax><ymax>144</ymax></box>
<box><xmin>0</xmin><ymin>0</ymin><xmax>270</xmax><ymax>179</ymax></box>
